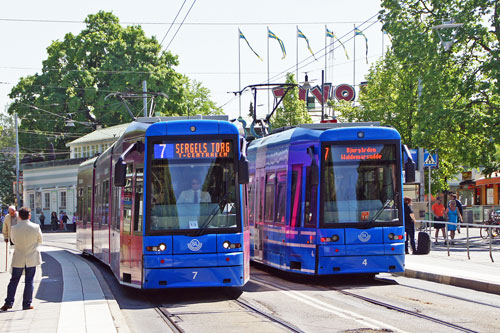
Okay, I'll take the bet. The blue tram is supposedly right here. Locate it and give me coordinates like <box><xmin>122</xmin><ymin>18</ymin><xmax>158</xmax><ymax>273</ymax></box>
<box><xmin>246</xmin><ymin>123</ymin><xmax>414</xmax><ymax>275</ymax></box>
<box><xmin>76</xmin><ymin>116</ymin><xmax>250</xmax><ymax>288</ymax></box>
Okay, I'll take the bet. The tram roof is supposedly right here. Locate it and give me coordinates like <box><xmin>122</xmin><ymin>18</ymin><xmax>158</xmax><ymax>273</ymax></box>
<box><xmin>251</xmin><ymin>122</ymin><xmax>397</xmax><ymax>148</ymax></box>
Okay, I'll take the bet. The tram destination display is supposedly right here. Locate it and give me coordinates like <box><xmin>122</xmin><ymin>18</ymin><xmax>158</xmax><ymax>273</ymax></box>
<box><xmin>154</xmin><ymin>140</ymin><xmax>233</xmax><ymax>159</ymax></box>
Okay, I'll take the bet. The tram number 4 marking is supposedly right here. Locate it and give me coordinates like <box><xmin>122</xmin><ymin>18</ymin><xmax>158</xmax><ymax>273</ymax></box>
<box><xmin>362</xmin><ymin>259</ymin><xmax>368</xmax><ymax>266</ymax></box>
<box><xmin>192</xmin><ymin>271</ymin><xmax>198</xmax><ymax>279</ymax></box>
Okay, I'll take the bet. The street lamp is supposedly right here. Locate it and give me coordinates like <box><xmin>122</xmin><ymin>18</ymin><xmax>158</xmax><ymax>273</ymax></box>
<box><xmin>432</xmin><ymin>20</ymin><xmax>464</xmax><ymax>51</ymax></box>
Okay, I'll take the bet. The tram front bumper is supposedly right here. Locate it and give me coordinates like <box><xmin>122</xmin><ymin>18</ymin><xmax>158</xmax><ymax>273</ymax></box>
<box><xmin>143</xmin><ymin>252</ymin><xmax>245</xmax><ymax>288</ymax></box>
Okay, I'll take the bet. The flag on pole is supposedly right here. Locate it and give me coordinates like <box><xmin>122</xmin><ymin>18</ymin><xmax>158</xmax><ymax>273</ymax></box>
<box><xmin>239</xmin><ymin>28</ymin><xmax>262</xmax><ymax>61</ymax></box>
<box><xmin>268</xmin><ymin>28</ymin><xmax>286</xmax><ymax>59</ymax></box>
<box><xmin>354</xmin><ymin>27</ymin><xmax>369</xmax><ymax>63</ymax></box>
<box><xmin>297</xmin><ymin>28</ymin><xmax>317</xmax><ymax>60</ymax></box>
<box><xmin>326</xmin><ymin>27</ymin><xmax>349</xmax><ymax>59</ymax></box>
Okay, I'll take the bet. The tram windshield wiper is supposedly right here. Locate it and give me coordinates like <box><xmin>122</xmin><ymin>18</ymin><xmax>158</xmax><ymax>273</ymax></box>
<box><xmin>360</xmin><ymin>192</ymin><xmax>398</xmax><ymax>229</ymax></box>
<box><xmin>195</xmin><ymin>192</ymin><xmax>231</xmax><ymax>236</ymax></box>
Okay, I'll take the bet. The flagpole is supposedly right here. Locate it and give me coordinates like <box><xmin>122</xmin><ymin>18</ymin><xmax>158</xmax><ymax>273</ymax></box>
<box><xmin>238</xmin><ymin>29</ymin><xmax>242</xmax><ymax>118</ymax></box>
<box><xmin>353</xmin><ymin>24</ymin><xmax>356</xmax><ymax>88</ymax></box>
<box><xmin>267</xmin><ymin>26</ymin><xmax>270</xmax><ymax>116</ymax></box>
<box><xmin>324</xmin><ymin>26</ymin><xmax>328</xmax><ymax>117</ymax></box>
<box><xmin>296</xmin><ymin>25</ymin><xmax>299</xmax><ymax>83</ymax></box>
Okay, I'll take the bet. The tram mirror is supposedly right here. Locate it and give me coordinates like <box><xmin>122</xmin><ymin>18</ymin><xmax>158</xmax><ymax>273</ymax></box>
<box><xmin>114</xmin><ymin>157</ymin><xmax>127</xmax><ymax>187</ymax></box>
<box><xmin>238</xmin><ymin>156</ymin><xmax>249</xmax><ymax>184</ymax></box>
<box><xmin>405</xmin><ymin>160</ymin><xmax>416</xmax><ymax>183</ymax></box>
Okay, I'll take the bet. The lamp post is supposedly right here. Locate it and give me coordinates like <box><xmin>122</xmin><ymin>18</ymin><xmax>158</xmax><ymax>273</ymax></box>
<box><xmin>15</xmin><ymin>113</ymin><xmax>20</xmax><ymax>209</ymax></box>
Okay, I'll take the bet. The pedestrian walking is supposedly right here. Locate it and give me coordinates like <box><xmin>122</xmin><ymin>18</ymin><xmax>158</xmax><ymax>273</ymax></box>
<box><xmin>39</xmin><ymin>211</ymin><xmax>45</xmax><ymax>231</ymax></box>
<box><xmin>2</xmin><ymin>206</ymin><xmax>18</xmax><ymax>245</ymax></box>
<box><xmin>1</xmin><ymin>207</ymin><xmax>42</xmax><ymax>311</ymax></box>
<box><xmin>50</xmin><ymin>212</ymin><xmax>59</xmax><ymax>231</ymax></box>
<box><xmin>432</xmin><ymin>197</ymin><xmax>446</xmax><ymax>244</ymax></box>
<box><xmin>404</xmin><ymin>197</ymin><xmax>417</xmax><ymax>254</ymax></box>
<box><xmin>445</xmin><ymin>200</ymin><xmax>462</xmax><ymax>245</ymax></box>
<box><xmin>449</xmin><ymin>193</ymin><xmax>463</xmax><ymax>233</ymax></box>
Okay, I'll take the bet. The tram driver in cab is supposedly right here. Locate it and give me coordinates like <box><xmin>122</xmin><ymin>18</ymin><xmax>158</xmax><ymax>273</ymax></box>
<box><xmin>177</xmin><ymin>177</ymin><xmax>211</xmax><ymax>204</ymax></box>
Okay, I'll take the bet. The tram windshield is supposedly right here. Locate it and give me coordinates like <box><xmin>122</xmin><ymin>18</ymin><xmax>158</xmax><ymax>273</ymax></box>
<box><xmin>148</xmin><ymin>139</ymin><xmax>238</xmax><ymax>233</ymax></box>
<box><xmin>321</xmin><ymin>143</ymin><xmax>401</xmax><ymax>227</ymax></box>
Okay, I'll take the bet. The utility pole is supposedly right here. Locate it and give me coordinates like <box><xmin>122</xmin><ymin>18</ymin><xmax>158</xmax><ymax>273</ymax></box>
<box><xmin>142</xmin><ymin>81</ymin><xmax>148</xmax><ymax>117</ymax></box>
<box><xmin>15</xmin><ymin>113</ymin><xmax>20</xmax><ymax>209</ymax></box>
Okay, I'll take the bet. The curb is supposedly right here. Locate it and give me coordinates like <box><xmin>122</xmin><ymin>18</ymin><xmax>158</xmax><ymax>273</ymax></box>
<box><xmin>403</xmin><ymin>269</ymin><xmax>500</xmax><ymax>296</ymax></box>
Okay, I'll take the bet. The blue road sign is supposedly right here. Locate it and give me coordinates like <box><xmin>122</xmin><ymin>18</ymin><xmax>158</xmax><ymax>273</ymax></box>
<box><xmin>424</xmin><ymin>152</ymin><xmax>438</xmax><ymax>167</ymax></box>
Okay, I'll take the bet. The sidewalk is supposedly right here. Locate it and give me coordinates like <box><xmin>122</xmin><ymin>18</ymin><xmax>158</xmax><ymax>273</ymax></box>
<box><xmin>404</xmin><ymin>226</ymin><xmax>500</xmax><ymax>295</ymax></box>
<box><xmin>0</xmin><ymin>236</ymin><xmax>126</xmax><ymax>332</ymax></box>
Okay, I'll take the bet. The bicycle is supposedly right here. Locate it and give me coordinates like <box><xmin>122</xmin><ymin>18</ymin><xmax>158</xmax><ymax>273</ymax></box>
<box><xmin>480</xmin><ymin>210</ymin><xmax>500</xmax><ymax>240</ymax></box>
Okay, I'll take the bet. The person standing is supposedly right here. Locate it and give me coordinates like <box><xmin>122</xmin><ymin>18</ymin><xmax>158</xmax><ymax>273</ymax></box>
<box><xmin>1</xmin><ymin>207</ymin><xmax>42</xmax><ymax>311</ymax></box>
<box><xmin>404</xmin><ymin>197</ymin><xmax>417</xmax><ymax>254</ymax></box>
<box><xmin>61</xmin><ymin>212</ymin><xmax>69</xmax><ymax>231</ymax></box>
<box><xmin>50</xmin><ymin>212</ymin><xmax>59</xmax><ymax>231</ymax></box>
<box><xmin>432</xmin><ymin>197</ymin><xmax>446</xmax><ymax>244</ymax></box>
<box><xmin>449</xmin><ymin>193</ymin><xmax>463</xmax><ymax>233</ymax></box>
<box><xmin>445</xmin><ymin>200</ymin><xmax>462</xmax><ymax>245</ymax></box>
<box><xmin>39</xmin><ymin>212</ymin><xmax>45</xmax><ymax>231</ymax></box>
<box><xmin>2</xmin><ymin>206</ymin><xmax>18</xmax><ymax>245</ymax></box>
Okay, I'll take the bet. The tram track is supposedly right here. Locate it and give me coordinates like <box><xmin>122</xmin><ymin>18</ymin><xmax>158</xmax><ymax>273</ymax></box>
<box><xmin>251</xmin><ymin>275</ymin><xmax>479</xmax><ymax>333</ymax></box>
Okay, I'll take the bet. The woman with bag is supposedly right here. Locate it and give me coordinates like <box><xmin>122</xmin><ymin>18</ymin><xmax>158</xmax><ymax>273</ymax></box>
<box><xmin>50</xmin><ymin>212</ymin><xmax>58</xmax><ymax>231</ymax></box>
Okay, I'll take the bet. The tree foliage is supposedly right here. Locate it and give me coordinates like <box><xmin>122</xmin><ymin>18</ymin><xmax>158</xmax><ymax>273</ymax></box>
<box><xmin>8</xmin><ymin>11</ymin><xmax>221</xmax><ymax>156</ymax></box>
<box><xmin>271</xmin><ymin>73</ymin><xmax>312</xmax><ymax>127</ymax></box>
<box><xmin>339</xmin><ymin>0</ymin><xmax>500</xmax><ymax>191</ymax></box>
<box><xmin>0</xmin><ymin>114</ymin><xmax>16</xmax><ymax>205</ymax></box>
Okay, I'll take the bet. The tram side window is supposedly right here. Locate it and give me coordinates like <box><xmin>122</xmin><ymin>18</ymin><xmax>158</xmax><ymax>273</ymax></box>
<box><xmin>122</xmin><ymin>165</ymin><xmax>134</xmax><ymax>235</ymax></box>
<box><xmin>86</xmin><ymin>186</ymin><xmax>91</xmax><ymax>223</ymax></box>
<box><xmin>112</xmin><ymin>188</ymin><xmax>121</xmax><ymax>231</ymax></box>
<box><xmin>94</xmin><ymin>183</ymin><xmax>101</xmax><ymax>227</ymax></box>
<box><xmin>290</xmin><ymin>165</ymin><xmax>302</xmax><ymax>227</ymax></box>
<box><xmin>102</xmin><ymin>180</ymin><xmax>109</xmax><ymax>225</ymax></box>
<box><xmin>133</xmin><ymin>168</ymin><xmax>144</xmax><ymax>234</ymax></box>
<box><xmin>242</xmin><ymin>184</ymin><xmax>249</xmax><ymax>227</ymax></box>
<box><xmin>247</xmin><ymin>176</ymin><xmax>255</xmax><ymax>225</ymax></box>
<box><xmin>275</xmin><ymin>171</ymin><xmax>287</xmax><ymax>224</ymax></box>
<box><xmin>264</xmin><ymin>172</ymin><xmax>276</xmax><ymax>223</ymax></box>
<box><xmin>304</xmin><ymin>165</ymin><xmax>318</xmax><ymax>227</ymax></box>
<box><xmin>255</xmin><ymin>176</ymin><xmax>264</xmax><ymax>222</ymax></box>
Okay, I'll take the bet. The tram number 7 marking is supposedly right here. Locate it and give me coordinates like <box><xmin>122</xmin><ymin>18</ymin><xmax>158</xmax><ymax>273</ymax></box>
<box><xmin>192</xmin><ymin>271</ymin><xmax>198</xmax><ymax>279</ymax></box>
<box><xmin>362</xmin><ymin>259</ymin><xmax>368</xmax><ymax>266</ymax></box>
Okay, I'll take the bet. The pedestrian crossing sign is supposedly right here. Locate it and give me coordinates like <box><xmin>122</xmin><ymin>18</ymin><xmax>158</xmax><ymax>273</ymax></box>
<box><xmin>424</xmin><ymin>152</ymin><xmax>438</xmax><ymax>167</ymax></box>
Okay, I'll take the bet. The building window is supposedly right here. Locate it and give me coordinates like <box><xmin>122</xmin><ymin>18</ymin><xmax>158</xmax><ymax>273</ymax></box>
<box><xmin>29</xmin><ymin>193</ymin><xmax>35</xmax><ymax>211</ymax></box>
<box><xmin>44</xmin><ymin>193</ymin><xmax>50</xmax><ymax>209</ymax></box>
<box><xmin>60</xmin><ymin>191</ymin><xmax>67</xmax><ymax>209</ymax></box>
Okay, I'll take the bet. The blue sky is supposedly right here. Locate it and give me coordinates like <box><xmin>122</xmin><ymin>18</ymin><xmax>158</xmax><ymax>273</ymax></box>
<box><xmin>0</xmin><ymin>0</ymin><xmax>386</xmax><ymax>120</ymax></box>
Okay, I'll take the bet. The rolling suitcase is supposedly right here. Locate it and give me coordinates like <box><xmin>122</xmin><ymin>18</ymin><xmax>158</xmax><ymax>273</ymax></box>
<box><xmin>416</xmin><ymin>231</ymin><xmax>431</xmax><ymax>255</ymax></box>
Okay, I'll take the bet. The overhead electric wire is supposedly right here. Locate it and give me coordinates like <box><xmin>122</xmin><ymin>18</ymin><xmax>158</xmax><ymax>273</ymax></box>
<box><xmin>159</xmin><ymin>0</ymin><xmax>188</xmax><ymax>46</ymax></box>
<box><xmin>0</xmin><ymin>18</ymin><xmax>380</xmax><ymax>26</ymax></box>
<box><xmin>164</xmin><ymin>0</ymin><xmax>198</xmax><ymax>51</ymax></box>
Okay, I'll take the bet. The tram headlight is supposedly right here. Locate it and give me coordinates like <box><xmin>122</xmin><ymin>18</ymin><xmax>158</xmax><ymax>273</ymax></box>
<box><xmin>223</xmin><ymin>241</ymin><xmax>231</xmax><ymax>249</ymax></box>
<box><xmin>388</xmin><ymin>233</ymin><xmax>395</xmax><ymax>240</ymax></box>
<box><xmin>331</xmin><ymin>234</ymin><xmax>340</xmax><ymax>242</ymax></box>
<box><xmin>158</xmin><ymin>243</ymin><xmax>167</xmax><ymax>251</ymax></box>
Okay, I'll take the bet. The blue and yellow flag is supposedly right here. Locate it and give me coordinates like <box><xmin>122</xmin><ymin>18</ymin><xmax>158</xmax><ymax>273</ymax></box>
<box><xmin>268</xmin><ymin>28</ymin><xmax>286</xmax><ymax>59</ymax></box>
<box><xmin>297</xmin><ymin>28</ymin><xmax>317</xmax><ymax>60</ymax></box>
<box><xmin>239</xmin><ymin>29</ymin><xmax>262</xmax><ymax>61</ymax></box>
<box><xmin>354</xmin><ymin>27</ymin><xmax>369</xmax><ymax>64</ymax></box>
<box><xmin>326</xmin><ymin>27</ymin><xmax>349</xmax><ymax>60</ymax></box>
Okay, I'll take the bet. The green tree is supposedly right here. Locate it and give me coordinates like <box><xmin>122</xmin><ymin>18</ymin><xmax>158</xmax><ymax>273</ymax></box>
<box><xmin>8</xmin><ymin>11</ymin><xmax>221</xmax><ymax>156</ymax></box>
<box><xmin>378</xmin><ymin>0</ymin><xmax>500</xmax><ymax>175</ymax></box>
<box><xmin>271</xmin><ymin>73</ymin><xmax>312</xmax><ymax>127</ymax></box>
<box><xmin>0</xmin><ymin>114</ymin><xmax>16</xmax><ymax>205</ymax></box>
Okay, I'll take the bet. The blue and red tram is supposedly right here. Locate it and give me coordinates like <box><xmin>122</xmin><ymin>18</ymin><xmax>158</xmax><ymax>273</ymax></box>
<box><xmin>246</xmin><ymin>123</ymin><xmax>415</xmax><ymax>276</ymax></box>
<box><xmin>76</xmin><ymin>116</ymin><xmax>250</xmax><ymax>288</ymax></box>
